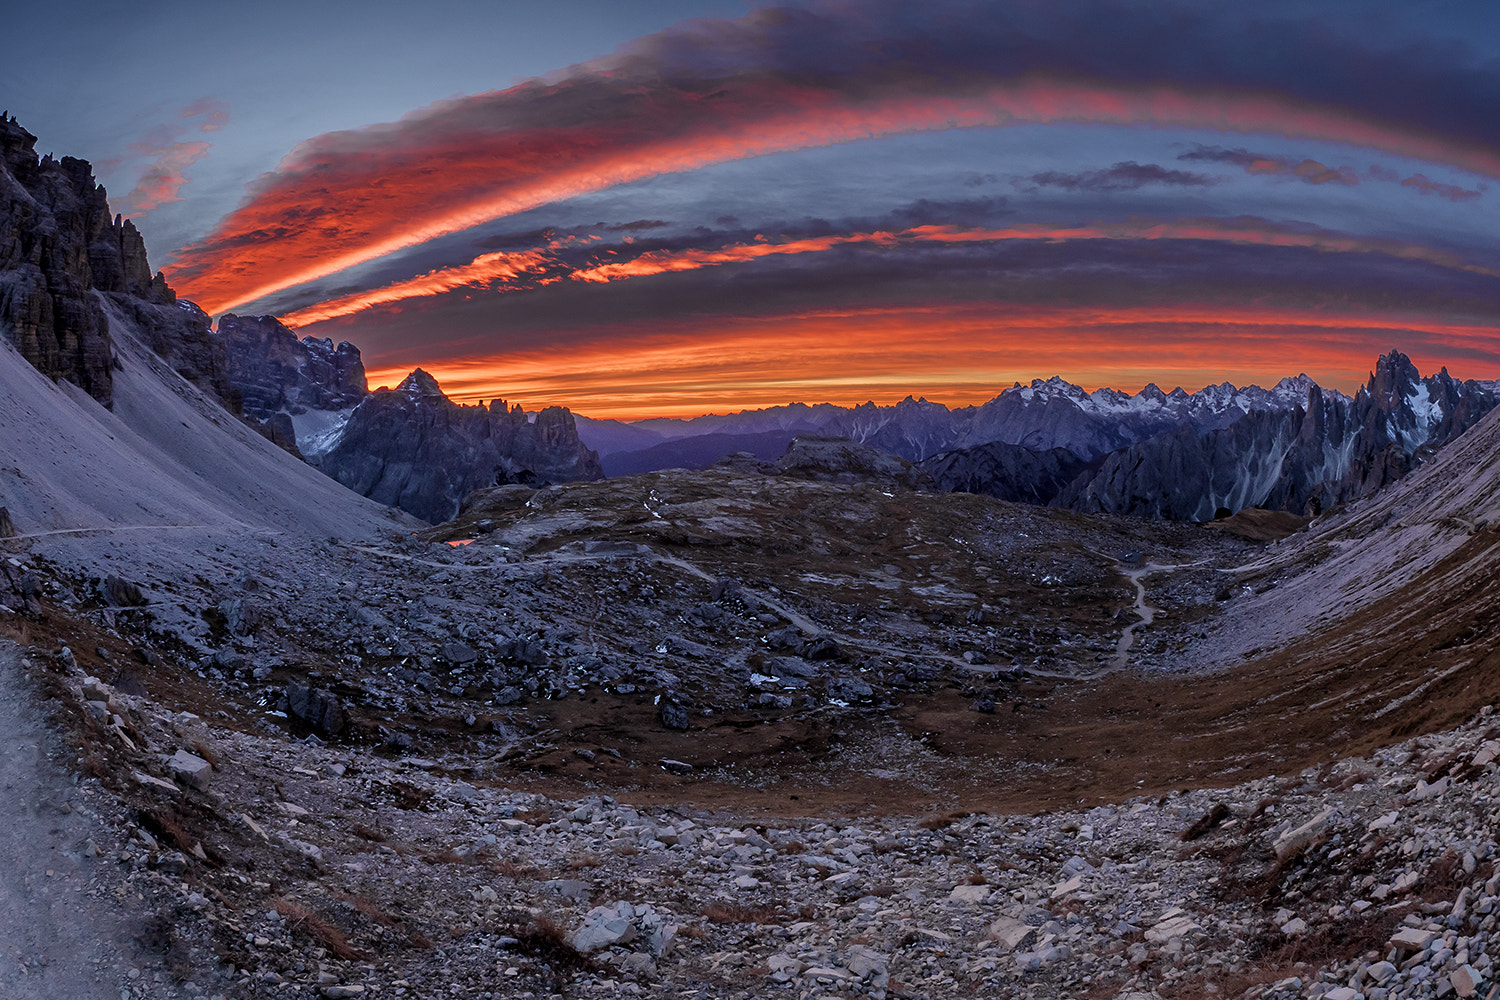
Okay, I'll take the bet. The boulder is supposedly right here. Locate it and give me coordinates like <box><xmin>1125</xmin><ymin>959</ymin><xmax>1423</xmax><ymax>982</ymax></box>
<box><xmin>572</xmin><ymin>902</ymin><xmax>639</xmax><ymax>953</ymax></box>
<box><xmin>658</xmin><ymin>700</ymin><xmax>692</xmax><ymax>731</ymax></box>
<box><xmin>282</xmin><ymin>682</ymin><xmax>347</xmax><ymax>736</ymax></box>
<box><xmin>167</xmin><ymin>750</ymin><xmax>212</xmax><ymax>790</ymax></box>
<box><xmin>99</xmin><ymin>575</ymin><xmax>146</xmax><ymax>607</ymax></box>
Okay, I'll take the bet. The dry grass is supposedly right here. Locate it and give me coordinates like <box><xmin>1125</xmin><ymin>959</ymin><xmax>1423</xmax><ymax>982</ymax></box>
<box><xmin>138</xmin><ymin>807</ymin><xmax>196</xmax><ymax>853</ymax></box>
<box><xmin>272</xmin><ymin>897</ymin><xmax>365</xmax><ymax>960</ymax></box>
<box><xmin>1180</xmin><ymin>803</ymin><xmax>1231</xmax><ymax>842</ymax></box>
<box><xmin>702</xmin><ymin>902</ymin><xmax>784</xmax><ymax>925</ymax></box>
<box><xmin>191</xmin><ymin>740</ymin><xmax>220</xmax><ymax>770</ymax></box>
<box><xmin>352</xmin><ymin>823</ymin><xmax>386</xmax><ymax>842</ymax></box>
<box><xmin>919</xmin><ymin>811</ymin><xmax>971</xmax><ymax>830</ymax></box>
<box><xmin>333</xmin><ymin>890</ymin><xmax>400</xmax><ymax>927</ymax></box>
<box><xmin>511</xmin><ymin>913</ymin><xmax>593</xmax><ymax>972</ymax></box>
<box><xmin>491</xmin><ymin>858</ymin><xmax>542</xmax><ymax>880</ymax></box>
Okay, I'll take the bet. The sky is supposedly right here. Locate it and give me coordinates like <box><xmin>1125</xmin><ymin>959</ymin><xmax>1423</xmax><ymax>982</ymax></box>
<box><xmin>8</xmin><ymin>0</ymin><xmax>1500</xmax><ymax>418</ymax></box>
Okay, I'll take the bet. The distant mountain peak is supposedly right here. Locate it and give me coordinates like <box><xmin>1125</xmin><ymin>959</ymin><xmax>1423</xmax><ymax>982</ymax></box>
<box><xmin>397</xmin><ymin>368</ymin><xmax>446</xmax><ymax>398</ymax></box>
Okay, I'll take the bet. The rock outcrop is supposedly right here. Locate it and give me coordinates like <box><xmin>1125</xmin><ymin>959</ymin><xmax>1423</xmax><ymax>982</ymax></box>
<box><xmin>0</xmin><ymin>114</ymin><xmax>236</xmax><ymax>409</ymax></box>
<box><xmin>314</xmin><ymin>369</ymin><xmax>603</xmax><ymax>523</ymax></box>
<box><xmin>219</xmin><ymin>313</ymin><xmax>366</xmax><ymax>417</ymax></box>
<box><xmin>774</xmin><ymin>434</ymin><xmax>932</xmax><ymax>489</ymax></box>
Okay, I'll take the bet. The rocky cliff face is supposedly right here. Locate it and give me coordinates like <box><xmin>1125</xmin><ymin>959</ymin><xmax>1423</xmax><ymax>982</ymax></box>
<box><xmin>0</xmin><ymin>114</ymin><xmax>235</xmax><ymax>409</ymax></box>
<box><xmin>314</xmin><ymin>369</ymin><xmax>603</xmax><ymax>523</ymax></box>
<box><xmin>219</xmin><ymin>313</ymin><xmax>366</xmax><ymax>417</ymax></box>
<box><xmin>1056</xmin><ymin>351</ymin><xmax>1496</xmax><ymax>520</ymax></box>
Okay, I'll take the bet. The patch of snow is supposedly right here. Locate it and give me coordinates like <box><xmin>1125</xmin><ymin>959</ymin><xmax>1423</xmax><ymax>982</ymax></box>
<box><xmin>288</xmin><ymin>407</ymin><xmax>355</xmax><ymax>460</ymax></box>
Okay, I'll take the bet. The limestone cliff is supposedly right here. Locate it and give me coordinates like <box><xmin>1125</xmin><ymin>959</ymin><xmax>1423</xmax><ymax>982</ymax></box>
<box><xmin>0</xmin><ymin>114</ymin><xmax>236</xmax><ymax>409</ymax></box>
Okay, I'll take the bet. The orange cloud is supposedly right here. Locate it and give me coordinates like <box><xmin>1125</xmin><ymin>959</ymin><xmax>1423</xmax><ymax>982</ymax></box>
<box><xmin>280</xmin><ymin>250</ymin><xmax>550</xmax><ymax>326</ymax></box>
<box><xmin>361</xmin><ymin>302</ymin><xmax>1500</xmax><ymax>419</ymax></box>
<box><xmin>165</xmin><ymin>75</ymin><xmax>1500</xmax><ymax>316</ymax></box>
<box><xmin>278</xmin><ymin>217</ymin><xmax>1500</xmax><ymax>329</ymax></box>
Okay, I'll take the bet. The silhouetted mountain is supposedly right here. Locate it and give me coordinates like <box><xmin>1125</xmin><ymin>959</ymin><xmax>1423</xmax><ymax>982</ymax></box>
<box><xmin>314</xmin><ymin>370</ymin><xmax>602</xmax><ymax>523</ymax></box>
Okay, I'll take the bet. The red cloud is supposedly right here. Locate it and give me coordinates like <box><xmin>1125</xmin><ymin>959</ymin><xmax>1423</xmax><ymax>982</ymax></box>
<box><xmin>277</xmin><ymin>215</ymin><xmax>1500</xmax><ymax>330</ymax></box>
<box><xmin>164</xmin><ymin>68</ymin><xmax>1500</xmax><ymax>315</ymax></box>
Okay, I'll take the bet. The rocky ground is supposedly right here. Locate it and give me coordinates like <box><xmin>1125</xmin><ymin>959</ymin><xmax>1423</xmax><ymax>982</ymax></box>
<box><xmin>4</xmin><ymin>464</ymin><xmax>1500</xmax><ymax>999</ymax></box>
<box><xmin>6</xmin><ymin>637</ymin><xmax>1499</xmax><ymax>1000</ymax></box>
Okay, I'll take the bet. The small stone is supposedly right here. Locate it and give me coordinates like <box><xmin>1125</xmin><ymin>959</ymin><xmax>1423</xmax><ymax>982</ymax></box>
<box><xmin>441</xmin><ymin>642</ymin><xmax>478</xmax><ymax>665</ymax></box>
<box><xmin>320</xmin><ymin>988</ymin><xmax>365</xmax><ymax>999</ymax></box>
<box><xmin>1368</xmin><ymin>960</ymin><xmax>1399</xmax><ymax>983</ymax></box>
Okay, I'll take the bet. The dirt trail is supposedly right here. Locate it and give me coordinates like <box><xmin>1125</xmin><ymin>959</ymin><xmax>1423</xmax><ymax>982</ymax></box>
<box><xmin>1109</xmin><ymin>563</ymin><xmax>1164</xmax><ymax>669</ymax></box>
<box><xmin>0</xmin><ymin>643</ymin><xmax>138</xmax><ymax>998</ymax></box>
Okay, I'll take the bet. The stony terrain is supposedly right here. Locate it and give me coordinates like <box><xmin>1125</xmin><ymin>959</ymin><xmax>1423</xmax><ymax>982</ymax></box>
<box><xmin>6</xmin><ymin>634</ymin><xmax>1498</xmax><ymax>1000</ymax></box>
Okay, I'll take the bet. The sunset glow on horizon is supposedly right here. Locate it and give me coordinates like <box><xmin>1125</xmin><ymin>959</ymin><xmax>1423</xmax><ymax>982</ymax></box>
<box><xmin>356</xmin><ymin>301</ymin><xmax>1500</xmax><ymax>420</ymax></box>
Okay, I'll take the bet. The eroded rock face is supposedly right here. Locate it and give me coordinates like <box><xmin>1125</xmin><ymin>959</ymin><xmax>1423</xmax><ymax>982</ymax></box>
<box><xmin>1057</xmin><ymin>352</ymin><xmax>1496</xmax><ymax>520</ymax></box>
<box><xmin>0</xmin><ymin>114</ymin><xmax>235</xmax><ymax>409</ymax></box>
<box><xmin>219</xmin><ymin>314</ymin><xmax>366</xmax><ymax>417</ymax></box>
<box><xmin>315</xmin><ymin>369</ymin><xmax>603</xmax><ymax>523</ymax></box>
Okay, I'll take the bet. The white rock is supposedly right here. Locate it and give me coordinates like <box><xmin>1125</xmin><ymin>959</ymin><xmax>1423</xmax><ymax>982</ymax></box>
<box><xmin>948</xmin><ymin>883</ymin><xmax>990</xmax><ymax>903</ymax></box>
<box><xmin>987</xmin><ymin>916</ymin><xmax>1038</xmax><ymax>951</ymax></box>
<box><xmin>1386</xmin><ymin>929</ymin><xmax>1434</xmax><ymax>953</ymax></box>
<box><xmin>1145</xmin><ymin>911</ymin><xmax>1202</xmax><ymax>944</ymax></box>
<box><xmin>845</xmin><ymin>945</ymin><xmax>889</xmax><ymax>980</ymax></box>
<box><xmin>1274</xmin><ymin>807</ymin><xmax>1335</xmax><ymax>860</ymax></box>
<box><xmin>1280</xmin><ymin>917</ymin><xmax>1307</xmax><ymax>935</ymax></box>
<box><xmin>1049</xmin><ymin>874</ymin><xmax>1083</xmax><ymax>901</ymax></box>
<box><xmin>1407</xmin><ymin>776</ymin><xmax>1450</xmax><ymax>802</ymax></box>
<box><xmin>803</xmin><ymin>966</ymin><xmax>858</xmax><ymax>983</ymax></box>
<box><xmin>573</xmin><ymin>904</ymin><xmax>638</xmax><ymax>953</ymax></box>
<box><xmin>768</xmin><ymin>954</ymin><xmax>806</xmax><ymax>975</ymax></box>
<box><xmin>132</xmin><ymin>771</ymin><xmax>180</xmax><ymax>794</ymax></box>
